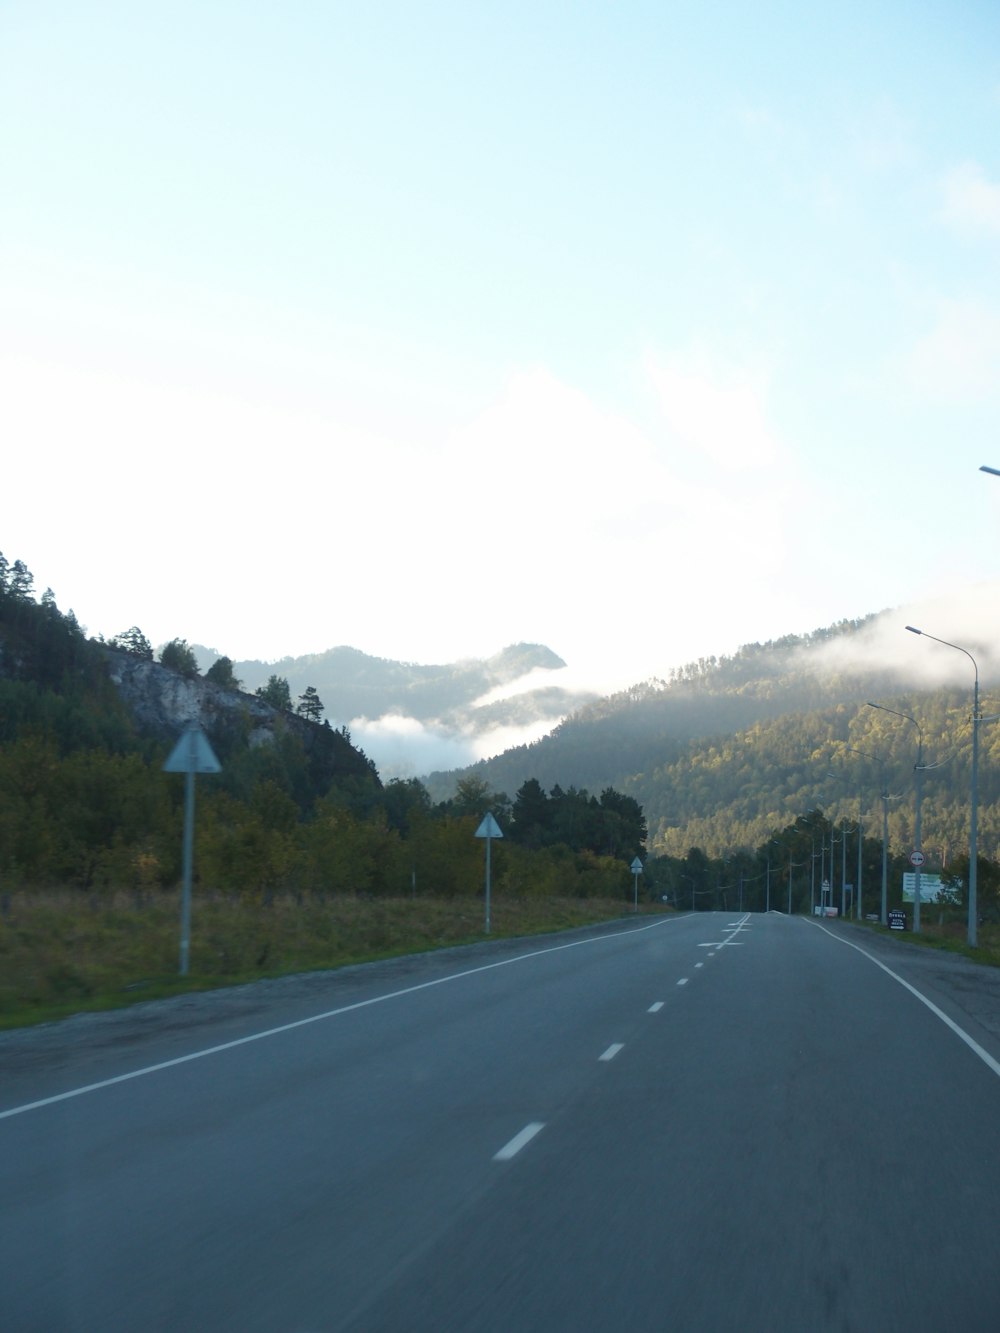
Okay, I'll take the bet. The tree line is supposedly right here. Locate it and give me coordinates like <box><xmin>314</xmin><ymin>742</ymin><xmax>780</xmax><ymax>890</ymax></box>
<box><xmin>644</xmin><ymin>806</ymin><xmax>1000</xmax><ymax>921</ymax></box>
<box><xmin>0</xmin><ymin>555</ymin><xmax>646</xmax><ymax>905</ymax></box>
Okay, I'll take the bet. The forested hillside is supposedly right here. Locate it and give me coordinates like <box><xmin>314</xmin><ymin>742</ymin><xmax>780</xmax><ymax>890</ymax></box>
<box><xmin>7</xmin><ymin>546</ymin><xmax>1000</xmax><ymax>942</ymax></box>
<box><xmin>428</xmin><ymin>619</ymin><xmax>1000</xmax><ymax>870</ymax></box>
<box><xmin>0</xmin><ymin>554</ymin><xmax>641</xmax><ymax>906</ymax></box>
<box><xmin>193</xmin><ymin>641</ymin><xmax>596</xmax><ymax>739</ymax></box>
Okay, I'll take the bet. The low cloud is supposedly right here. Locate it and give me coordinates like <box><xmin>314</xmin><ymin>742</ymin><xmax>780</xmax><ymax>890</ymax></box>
<box><xmin>349</xmin><ymin>711</ymin><xmax>565</xmax><ymax>781</ymax></box>
<box><xmin>348</xmin><ymin>714</ymin><xmax>476</xmax><ymax>779</ymax></box>
<box><xmin>802</xmin><ymin>581</ymin><xmax>1000</xmax><ymax>690</ymax></box>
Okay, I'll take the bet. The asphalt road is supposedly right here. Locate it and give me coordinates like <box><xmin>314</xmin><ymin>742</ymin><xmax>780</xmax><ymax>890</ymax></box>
<box><xmin>3</xmin><ymin>911</ymin><xmax>1000</xmax><ymax>1331</ymax></box>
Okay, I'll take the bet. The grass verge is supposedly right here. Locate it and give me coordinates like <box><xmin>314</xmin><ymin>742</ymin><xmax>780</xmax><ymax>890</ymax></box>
<box><xmin>0</xmin><ymin>890</ymin><xmax>666</xmax><ymax>1030</ymax></box>
<box><xmin>854</xmin><ymin>914</ymin><xmax>1000</xmax><ymax>966</ymax></box>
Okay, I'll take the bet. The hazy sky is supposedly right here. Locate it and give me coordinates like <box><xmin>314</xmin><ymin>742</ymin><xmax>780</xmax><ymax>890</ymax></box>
<box><xmin>4</xmin><ymin>1</ymin><xmax>1000</xmax><ymax>693</ymax></box>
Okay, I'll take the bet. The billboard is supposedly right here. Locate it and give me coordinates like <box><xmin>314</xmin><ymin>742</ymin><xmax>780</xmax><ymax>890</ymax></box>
<box><xmin>901</xmin><ymin>872</ymin><xmax>949</xmax><ymax>903</ymax></box>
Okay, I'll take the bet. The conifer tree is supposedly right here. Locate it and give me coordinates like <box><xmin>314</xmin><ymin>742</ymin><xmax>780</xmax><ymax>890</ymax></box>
<box><xmin>296</xmin><ymin>685</ymin><xmax>324</xmax><ymax>723</ymax></box>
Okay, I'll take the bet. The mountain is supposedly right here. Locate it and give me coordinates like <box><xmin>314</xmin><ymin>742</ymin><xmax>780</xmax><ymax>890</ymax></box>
<box><xmin>423</xmin><ymin>616</ymin><xmax>1000</xmax><ymax>864</ymax></box>
<box><xmin>192</xmin><ymin>641</ymin><xmax>599</xmax><ymax>776</ymax></box>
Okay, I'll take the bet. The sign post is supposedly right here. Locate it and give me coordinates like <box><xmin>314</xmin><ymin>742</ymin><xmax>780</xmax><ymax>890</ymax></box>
<box><xmin>909</xmin><ymin>848</ymin><xmax>925</xmax><ymax>935</ymax></box>
<box><xmin>163</xmin><ymin>723</ymin><xmax>222</xmax><ymax>976</ymax></box>
<box><xmin>475</xmin><ymin>812</ymin><xmax>503</xmax><ymax>934</ymax></box>
<box><xmin>630</xmin><ymin>857</ymin><xmax>643</xmax><ymax>912</ymax></box>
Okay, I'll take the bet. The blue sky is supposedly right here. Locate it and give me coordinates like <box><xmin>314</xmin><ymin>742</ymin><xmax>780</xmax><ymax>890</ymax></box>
<box><xmin>3</xmin><ymin>0</ymin><xmax>1000</xmax><ymax>694</ymax></box>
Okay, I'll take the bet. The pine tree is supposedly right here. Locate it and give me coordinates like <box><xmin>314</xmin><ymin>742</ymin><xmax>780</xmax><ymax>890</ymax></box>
<box><xmin>296</xmin><ymin>685</ymin><xmax>325</xmax><ymax>723</ymax></box>
<box><xmin>159</xmin><ymin>639</ymin><xmax>199</xmax><ymax>678</ymax></box>
<box><xmin>256</xmin><ymin>675</ymin><xmax>292</xmax><ymax>710</ymax></box>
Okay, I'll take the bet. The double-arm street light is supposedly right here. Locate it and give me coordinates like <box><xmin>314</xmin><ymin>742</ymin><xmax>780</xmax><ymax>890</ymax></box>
<box><xmin>825</xmin><ymin>774</ymin><xmax>856</xmax><ymax>919</ymax></box>
<box><xmin>867</xmin><ymin>702</ymin><xmax>926</xmax><ymax>933</ymax></box>
<box><xmin>796</xmin><ymin>816</ymin><xmax>823</xmax><ymax>915</ymax></box>
<box><xmin>831</xmin><ymin>767</ymin><xmax>866</xmax><ymax>920</ymax></box>
<box><xmin>905</xmin><ymin>626</ymin><xmax>980</xmax><ymax>947</ymax></box>
<box><xmin>848</xmin><ymin>746</ymin><xmax>888</xmax><ymax>924</ymax></box>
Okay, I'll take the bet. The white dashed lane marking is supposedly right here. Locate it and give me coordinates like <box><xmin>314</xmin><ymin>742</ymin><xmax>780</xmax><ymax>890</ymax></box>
<box><xmin>494</xmin><ymin>1122</ymin><xmax>545</xmax><ymax>1161</ymax></box>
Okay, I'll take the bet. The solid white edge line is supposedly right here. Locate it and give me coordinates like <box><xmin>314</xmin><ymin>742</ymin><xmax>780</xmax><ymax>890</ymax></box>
<box><xmin>494</xmin><ymin>1121</ymin><xmax>545</xmax><ymax>1161</ymax></box>
<box><xmin>1</xmin><ymin>916</ymin><xmax>679</xmax><ymax>1121</ymax></box>
<box><xmin>814</xmin><ymin>921</ymin><xmax>1000</xmax><ymax>1080</ymax></box>
<box><xmin>599</xmin><ymin>1043</ymin><xmax>624</xmax><ymax>1061</ymax></box>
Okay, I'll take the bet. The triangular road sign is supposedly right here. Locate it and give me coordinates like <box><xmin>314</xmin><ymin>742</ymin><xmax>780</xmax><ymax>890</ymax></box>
<box><xmin>475</xmin><ymin>812</ymin><xmax>504</xmax><ymax>839</ymax></box>
<box><xmin>163</xmin><ymin>723</ymin><xmax>222</xmax><ymax>774</ymax></box>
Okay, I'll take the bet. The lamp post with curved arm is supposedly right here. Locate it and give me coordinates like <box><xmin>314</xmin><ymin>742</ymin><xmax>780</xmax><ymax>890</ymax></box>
<box><xmin>906</xmin><ymin>627</ymin><xmax>979</xmax><ymax>947</ymax></box>
<box><xmin>867</xmin><ymin>702</ymin><xmax>925</xmax><ymax>933</ymax></box>
<box><xmin>797</xmin><ymin>816</ymin><xmax>823</xmax><ymax>916</ymax></box>
<box><xmin>832</xmin><ymin>767</ymin><xmax>865</xmax><ymax>920</ymax></box>
<box><xmin>826</xmin><ymin>772</ymin><xmax>861</xmax><ymax>920</ymax></box>
<box><xmin>849</xmin><ymin>747</ymin><xmax>888</xmax><ymax>924</ymax></box>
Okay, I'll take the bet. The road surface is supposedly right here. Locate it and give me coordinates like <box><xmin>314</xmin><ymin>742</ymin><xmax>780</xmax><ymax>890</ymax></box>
<box><xmin>3</xmin><ymin>911</ymin><xmax>1000</xmax><ymax>1330</ymax></box>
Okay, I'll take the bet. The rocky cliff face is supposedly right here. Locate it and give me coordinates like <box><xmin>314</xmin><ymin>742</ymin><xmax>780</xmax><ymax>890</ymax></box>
<box><xmin>104</xmin><ymin>649</ymin><xmax>379</xmax><ymax>784</ymax></box>
<box><xmin>105</xmin><ymin>649</ymin><xmax>318</xmax><ymax>752</ymax></box>
<box><xmin>105</xmin><ymin>650</ymin><xmax>274</xmax><ymax>743</ymax></box>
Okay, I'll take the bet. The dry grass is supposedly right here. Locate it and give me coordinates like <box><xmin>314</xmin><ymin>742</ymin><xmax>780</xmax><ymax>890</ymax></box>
<box><xmin>0</xmin><ymin>889</ymin><xmax>664</xmax><ymax>1028</ymax></box>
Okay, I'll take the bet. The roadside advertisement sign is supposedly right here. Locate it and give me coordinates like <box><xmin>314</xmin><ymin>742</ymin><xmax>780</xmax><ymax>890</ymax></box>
<box><xmin>902</xmin><ymin>873</ymin><xmax>946</xmax><ymax>903</ymax></box>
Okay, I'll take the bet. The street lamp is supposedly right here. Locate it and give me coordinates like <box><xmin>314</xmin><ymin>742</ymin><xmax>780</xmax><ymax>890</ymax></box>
<box><xmin>797</xmin><ymin>816</ymin><xmax>822</xmax><ymax>916</ymax></box>
<box><xmin>679</xmin><ymin>872</ymin><xmax>697</xmax><ymax>913</ymax></box>
<box><xmin>825</xmin><ymin>773</ymin><xmax>859</xmax><ymax>920</ymax></box>
<box><xmin>848</xmin><ymin>747</ymin><xmax>889</xmax><ymax>925</ymax></box>
<box><xmin>906</xmin><ymin>626</ymin><xmax>980</xmax><ymax>947</ymax></box>
<box><xmin>867</xmin><ymin>702</ymin><xmax>925</xmax><ymax>933</ymax></box>
<box><xmin>767</xmin><ymin>838</ymin><xmax>787</xmax><ymax>914</ymax></box>
<box><xmin>787</xmin><ymin>858</ymin><xmax>807</xmax><ymax>914</ymax></box>
<box><xmin>831</xmin><ymin>767</ymin><xmax>865</xmax><ymax>920</ymax></box>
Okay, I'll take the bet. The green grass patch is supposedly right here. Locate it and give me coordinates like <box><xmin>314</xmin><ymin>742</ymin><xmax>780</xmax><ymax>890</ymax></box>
<box><xmin>0</xmin><ymin>889</ymin><xmax>666</xmax><ymax>1029</ymax></box>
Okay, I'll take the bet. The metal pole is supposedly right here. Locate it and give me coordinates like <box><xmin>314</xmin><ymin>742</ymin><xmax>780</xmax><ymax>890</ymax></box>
<box><xmin>971</xmin><ymin>673</ymin><xmax>979</xmax><ymax>947</ymax></box>
<box><xmin>849</xmin><ymin>747</ymin><xmax>887</xmax><ymax>922</ymax></box>
<box><xmin>484</xmin><ymin>835</ymin><xmax>492</xmax><ymax>934</ymax></box>
<box><xmin>922</xmin><ymin>762</ymin><xmax>928</xmax><ymax>938</ymax></box>
<box><xmin>856</xmin><ymin>785</ymin><xmax>863</xmax><ymax>921</ymax></box>
<box><xmin>787</xmin><ymin>857</ymin><xmax>792</xmax><ymax>914</ymax></box>
<box><xmin>820</xmin><ymin>833</ymin><xmax>826</xmax><ymax>894</ymax></box>
<box><xmin>180</xmin><ymin>768</ymin><xmax>195</xmax><ymax>976</ymax></box>
<box><xmin>905</xmin><ymin>627</ymin><xmax>979</xmax><ymax>946</ymax></box>
<box><xmin>867</xmin><ymin>702</ymin><xmax>926</xmax><ymax>932</ymax></box>
<box><xmin>881</xmin><ymin>779</ymin><xmax>889</xmax><ymax>926</ymax></box>
<box><xmin>841</xmin><ymin>818</ymin><xmax>847</xmax><ymax>918</ymax></box>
